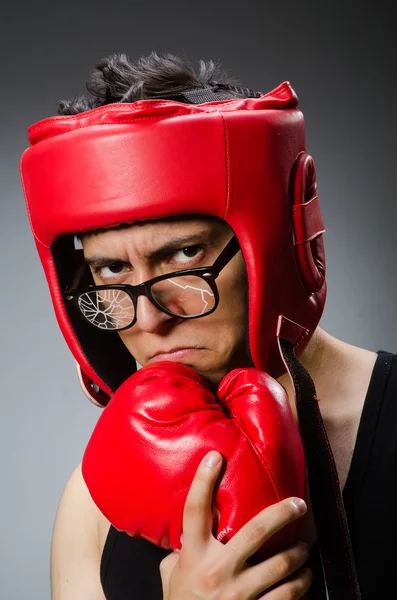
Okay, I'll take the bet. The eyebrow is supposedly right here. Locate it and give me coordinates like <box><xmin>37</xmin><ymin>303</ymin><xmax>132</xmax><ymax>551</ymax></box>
<box><xmin>84</xmin><ymin>230</ymin><xmax>217</xmax><ymax>267</ymax></box>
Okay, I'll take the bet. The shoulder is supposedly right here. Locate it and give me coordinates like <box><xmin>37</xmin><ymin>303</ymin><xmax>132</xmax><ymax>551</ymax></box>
<box><xmin>51</xmin><ymin>463</ymin><xmax>111</xmax><ymax>599</ymax></box>
<box><xmin>54</xmin><ymin>463</ymin><xmax>103</xmax><ymax>534</ymax></box>
<box><xmin>54</xmin><ymin>463</ymin><xmax>111</xmax><ymax>552</ymax></box>
<box><xmin>312</xmin><ymin>338</ymin><xmax>378</xmax><ymax>490</ymax></box>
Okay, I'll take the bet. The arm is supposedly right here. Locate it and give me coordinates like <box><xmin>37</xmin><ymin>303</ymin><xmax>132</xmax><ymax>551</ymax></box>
<box><xmin>50</xmin><ymin>463</ymin><xmax>107</xmax><ymax>600</ymax></box>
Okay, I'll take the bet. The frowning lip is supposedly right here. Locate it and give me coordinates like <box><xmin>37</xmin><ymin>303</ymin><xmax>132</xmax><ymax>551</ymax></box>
<box><xmin>148</xmin><ymin>347</ymin><xmax>205</xmax><ymax>362</ymax></box>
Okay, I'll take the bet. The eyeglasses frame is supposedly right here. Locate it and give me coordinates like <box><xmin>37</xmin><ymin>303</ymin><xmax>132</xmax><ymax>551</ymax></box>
<box><xmin>63</xmin><ymin>235</ymin><xmax>241</xmax><ymax>331</ymax></box>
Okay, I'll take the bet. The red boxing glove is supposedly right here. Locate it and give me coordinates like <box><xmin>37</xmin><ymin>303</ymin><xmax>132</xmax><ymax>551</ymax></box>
<box><xmin>82</xmin><ymin>362</ymin><xmax>305</xmax><ymax>562</ymax></box>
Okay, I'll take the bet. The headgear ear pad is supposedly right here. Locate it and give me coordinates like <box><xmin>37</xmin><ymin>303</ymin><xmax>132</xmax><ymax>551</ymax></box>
<box><xmin>20</xmin><ymin>82</ymin><xmax>326</xmax><ymax>404</ymax></box>
<box><xmin>291</xmin><ymin>153</ymin><xmax>326</xmax><ymax>295</ymax></box>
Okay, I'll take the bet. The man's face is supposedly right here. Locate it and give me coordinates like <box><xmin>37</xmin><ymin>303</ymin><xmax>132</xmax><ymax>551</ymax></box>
<box><xmin>81</xmin><ymin>216</ymin><xmax>252</xmax><ymax>386</ymax></box>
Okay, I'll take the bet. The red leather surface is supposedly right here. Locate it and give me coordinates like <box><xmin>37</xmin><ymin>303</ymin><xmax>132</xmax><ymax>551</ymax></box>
<box><xmin>82</xmin><ymin>361</ymin><xmax>305</xmax><ymax>562</ymax></box>
<box><xmin>20</xmin><ymin>80</ymin><xmax>327</xmax><ymax>395</ymax></box>
<box><xmin>292</xmin><ymin>196</ymin><xmax>325</xmax><ymax>245</ymax></box>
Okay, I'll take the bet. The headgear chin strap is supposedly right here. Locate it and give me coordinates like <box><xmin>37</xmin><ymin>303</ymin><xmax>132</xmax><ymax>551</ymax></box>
<box><xmin>20</xmin><ymin>81</ymin><xmax>326</xmax><ymax>404</ymax></box>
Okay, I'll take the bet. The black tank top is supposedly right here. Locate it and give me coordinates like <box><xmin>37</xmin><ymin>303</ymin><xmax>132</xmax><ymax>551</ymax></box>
<box><xmin>100</xmin><ymin>350</ymin><xmax>397</xmax><ymax>600</ymax></box>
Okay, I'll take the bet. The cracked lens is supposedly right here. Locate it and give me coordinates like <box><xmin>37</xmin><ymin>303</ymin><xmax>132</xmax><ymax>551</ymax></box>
<box><xmin>151</xmin><ymin>275</ymin><xmax>215</xmax><ymax>317</ymax></box>
<box><xmin>78</xmin><ymin>289</ymin><xmax>134</xmax><ymax>330</ymax></box>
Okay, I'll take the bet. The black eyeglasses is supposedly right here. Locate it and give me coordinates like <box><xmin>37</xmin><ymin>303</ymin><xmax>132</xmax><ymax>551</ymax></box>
<box><xmin>64</xmin><ymin>235</ymin><xmax>240</xmax><ymax>331</ymax></box>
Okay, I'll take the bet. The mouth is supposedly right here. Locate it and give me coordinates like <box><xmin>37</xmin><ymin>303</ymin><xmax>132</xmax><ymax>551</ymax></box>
<box><xmin>148</xmin><ymin>347</ymin><xmax>206</xmax><ymax>362</ymax></box>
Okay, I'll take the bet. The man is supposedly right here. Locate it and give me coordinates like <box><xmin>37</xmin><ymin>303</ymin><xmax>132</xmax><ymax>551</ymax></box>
<box><xmin>21</xmin><ymin>52</ymin><xmax>396</xmax><ymax>599</ymax></box>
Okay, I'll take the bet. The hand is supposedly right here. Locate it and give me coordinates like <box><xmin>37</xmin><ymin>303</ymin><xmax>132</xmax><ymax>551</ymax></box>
<box><xmin>160</xmin><ymin>451</ymin><xmax>312</xmax><ymax>600</ymax></box>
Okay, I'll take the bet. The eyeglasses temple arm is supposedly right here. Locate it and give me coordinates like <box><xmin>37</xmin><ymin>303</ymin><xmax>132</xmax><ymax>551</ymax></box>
<box><xmin>211</xmin><ymin>235</ymin><xmax>241</xmax><ymax>273</ymax></box>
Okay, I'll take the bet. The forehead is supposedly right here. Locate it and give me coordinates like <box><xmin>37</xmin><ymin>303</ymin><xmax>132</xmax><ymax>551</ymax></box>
<box><xmin>80</xmin><ymin>215</ymin><xmax>231</xmax><ymax>254</ymax></box>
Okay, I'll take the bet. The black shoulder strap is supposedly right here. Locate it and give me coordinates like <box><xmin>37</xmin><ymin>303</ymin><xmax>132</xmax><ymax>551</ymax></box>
<box><xmin>279</xmin><ymin>338</ymin><xmax>361</xmax><ymax>600</ymax></box>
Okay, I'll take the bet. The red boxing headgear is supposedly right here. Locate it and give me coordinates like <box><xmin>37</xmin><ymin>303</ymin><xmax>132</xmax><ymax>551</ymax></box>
<box><xmin>20</xmin><ymin>82</ymin><xmax>326</xmax><ymax>405</ymax></box>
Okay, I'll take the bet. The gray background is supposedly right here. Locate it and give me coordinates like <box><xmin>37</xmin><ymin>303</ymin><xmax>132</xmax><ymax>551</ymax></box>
<box><xmin>1</xmin><ymin>0</ymin><xmax>396</xmax><ymax>597</ymax></box>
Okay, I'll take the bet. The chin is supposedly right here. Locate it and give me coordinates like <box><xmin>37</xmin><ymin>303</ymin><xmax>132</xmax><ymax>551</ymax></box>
<box><xmin>137</xmin><ymin>345</ymin><xmax>250</xmax><ymax>388</ymax></box>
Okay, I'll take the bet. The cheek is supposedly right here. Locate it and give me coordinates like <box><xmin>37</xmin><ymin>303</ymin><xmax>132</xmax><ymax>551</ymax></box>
<box><xmin>195</xmin><ymin>269</ymin><xmax>248</xmax><ymax>351</ymax></box>
<box><xmin>118</xmin><ymin>327</ymin><xmax>140</xmax><ymax>350</ymax></box>
<box><xmin>216</xmin><ymin>264</ymin><xmax>248</xmax><ymax>323</ymax></box>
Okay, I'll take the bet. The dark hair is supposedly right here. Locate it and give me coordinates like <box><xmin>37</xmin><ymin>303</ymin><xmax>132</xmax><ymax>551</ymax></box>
<box><xmin>57</xmin><ymin>52</ymin><xmax>257</xmax><ymax>115</ymax></box>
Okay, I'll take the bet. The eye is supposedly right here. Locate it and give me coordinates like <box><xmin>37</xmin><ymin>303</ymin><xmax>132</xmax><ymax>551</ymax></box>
<box><xmin>93</xmin><ymin>262</ymin><xmax>129</xmax><ymax>279</ymax></box>
<box><xmin>171</xmin><ymin>246</ymin><xmax>204</xmax><ymax>265</ymax></box>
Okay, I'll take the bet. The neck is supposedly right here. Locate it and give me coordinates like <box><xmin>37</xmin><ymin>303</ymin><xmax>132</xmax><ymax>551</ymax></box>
<box><xmin>276</xmin><ymin>326</ymin><xmax>345</xmax><ymax>425</ymax></box>
<box><xmin>276</xmin><ymin>325</ymin><xmax>377</xmax><ymax>420</ymax></box>
<box><xmin>277</xmin><ymin>326</ymin><xmax>333</xmax><ymax>393</ymax></box>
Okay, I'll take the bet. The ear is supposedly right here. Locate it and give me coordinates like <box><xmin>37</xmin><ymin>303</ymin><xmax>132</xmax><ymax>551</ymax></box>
<box><xmin>290</xmin><ymin>152</ymin><xmax>326</xmax><ymax>294</ymax></box>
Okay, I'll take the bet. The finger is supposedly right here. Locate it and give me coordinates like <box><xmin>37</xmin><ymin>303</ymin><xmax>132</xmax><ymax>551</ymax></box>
<box><xmin>224</xmin><ymin>497</ymin><xmax>307</xmax><ymax>567</ymax></box>
<box><xmin>257</xmin><ymin>567</ymin><xmax>313</xmax><ymax>599</ymax></box>
<box><xmin>181</xmin><ymin>451</ymin><xmax>223</xmax><ymax>553</ymax></box>
<box><xmin>159</xmin><ymin>552</ymin><xmax>180</xmax><ymax>599</ymax></box>
<box><xmin>235</xmin><ymin>542</ymin><xmax>309</xmax><ymax>598</ymax></box>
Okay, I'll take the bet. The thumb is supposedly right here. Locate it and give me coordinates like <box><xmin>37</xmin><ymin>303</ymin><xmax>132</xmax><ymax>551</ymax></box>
<box><xmin>159</xmin><ymin>551</ymin><xmax>180</xmax><ymax>599</ymax></box>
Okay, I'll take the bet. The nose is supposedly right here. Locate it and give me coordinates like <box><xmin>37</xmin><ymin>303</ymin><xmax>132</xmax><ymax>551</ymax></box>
<box><xmin>135</xmin><ymin>294</ymin><xmax>174</xmax><ymax>333</ymax></box>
